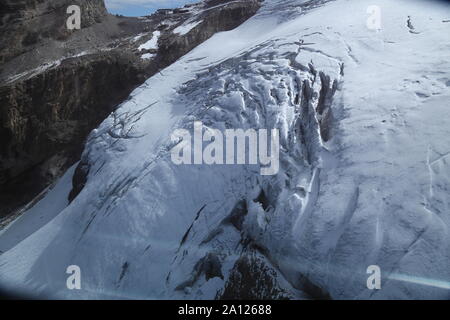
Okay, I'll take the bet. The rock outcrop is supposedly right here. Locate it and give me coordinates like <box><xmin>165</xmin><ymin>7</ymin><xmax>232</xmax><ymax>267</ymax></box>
<box><xmin>0</xmin><ymin>0</ymin><xmax>262</xmax><ymax>221</ymax></box>
<box><xmin>0</xmin><ymin>0</ymin><xmax>108</xmax><ymax>65</ymax></box>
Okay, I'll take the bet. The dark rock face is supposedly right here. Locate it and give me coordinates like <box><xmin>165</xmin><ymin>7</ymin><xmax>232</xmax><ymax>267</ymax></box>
<box><xmin>0</xmin><ymin>52</ymin><xmax>145</xmax><ymax>216</ymax></box>
<box><xmin>0</xmin><ymin>0</ymin><xmax>262</xmax><ymax>220</ymax></box>
<box><xmin>219</xmin><ymin>248</ymin><xmax>331</xmax><ymax>300</ymax></box>
<box><xmin>219</xmin><ymin>249</ymin><xmax>292</xmax><ymax>300</ymax></box>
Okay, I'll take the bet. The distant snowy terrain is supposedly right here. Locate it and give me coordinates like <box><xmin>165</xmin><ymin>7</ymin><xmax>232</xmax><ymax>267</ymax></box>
<box><xmin>1</xmin><ymin>0</ymin><xmax>449</xmax><ymax>299</ymax></box>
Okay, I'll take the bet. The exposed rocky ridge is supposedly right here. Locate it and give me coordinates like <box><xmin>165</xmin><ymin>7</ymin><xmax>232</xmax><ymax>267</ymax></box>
<box><xmin>218</xmin><ymin>248</ymin><xmax>294</xmax><ymax>300</ymax></box>
<box><xmin>0</xmin><ymin>0</ymin><xmax>108</xmax><ymax>65</ymax></box>
<box><xmin>0</xmin><ymin>0</ymin><xmax>262</xmax><ymax>220</ymax></box>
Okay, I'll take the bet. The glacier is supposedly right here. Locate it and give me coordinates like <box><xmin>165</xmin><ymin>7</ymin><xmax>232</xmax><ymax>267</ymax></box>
<box><xmin>0</xmin><ymin>0</ymin><xmax>450</xmax><ymax>299</ymax></box>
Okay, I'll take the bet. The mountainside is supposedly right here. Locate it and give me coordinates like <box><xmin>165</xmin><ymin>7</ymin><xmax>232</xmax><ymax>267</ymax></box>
<box><xmin>0</xmin><ymin>0</ymin><xmax>108</xmax><ymax>65</ymax></box>
<box><xmin>0</xmin><ymin>0</ymin><xmax>261</xmax><ymax>223</ymax></box>
<box><xmin>1</xmin><ymin>0</ymin><xmax>450</xmax><ymax>299</ymax></box>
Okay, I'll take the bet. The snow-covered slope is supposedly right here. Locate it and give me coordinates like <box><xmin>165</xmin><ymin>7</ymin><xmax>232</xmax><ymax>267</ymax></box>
<box><xmin>1</xmin><ymin>0</ymin><xmax>450</xmax><ymax>299</ymax></box>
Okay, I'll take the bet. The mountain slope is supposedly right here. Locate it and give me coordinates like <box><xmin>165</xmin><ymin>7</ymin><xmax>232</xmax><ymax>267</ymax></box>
<box><xmin>1</xmin><ymin>0</ymin><xmax>449</xmax><ymax>299</ymax></box>
<box><xmin>0</xmin><ymin>0</ymin><xmax>261</xmax><ymax>222</ymax></box>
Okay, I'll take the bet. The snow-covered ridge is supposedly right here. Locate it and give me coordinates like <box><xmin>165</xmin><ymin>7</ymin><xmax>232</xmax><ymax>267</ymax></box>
<box><xmin>138</xmin><ymin>31</ymin><xmax>161</xmax><ymax>51</ymax></box>
<box><xmin>0</xmin><ymin>0</ymin><xmax>449</xmax><ymax>300</ymax></box>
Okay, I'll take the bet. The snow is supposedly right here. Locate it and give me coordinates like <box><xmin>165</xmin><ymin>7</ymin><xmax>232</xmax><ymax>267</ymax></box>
<box><xmin>71</xmin><ymin>51</ymin><xmax>90</xmax><ymax>58</ymax></box>
<box><xmin>173</xmin><ymin>20</ymin><xmax>202</xmax><ymax>36</ymax></box>
<box><xmin>141</xmin><ymin>53</ymin><xmax>155</xmax><ymax>60</ymax></box>
<box><xmin>0</xmin><ymin>164</ymin><xmax>76</xmax><ymax>254</ymax></box>
<box><xmin>138</xmin><ymin>31</ymin><xmax>161</xmax><ymax>51</ymax></box>
<box><xmin>132</xmin><ymin>34</ymin><xmax>144</xmax><ymax>42</ymax></box>
<box><xmin>1</xmin><ymin>0</ymin><xmax>449</xmax><ymax>300</ymax></box>
<box><xmin>3</xmin><ymin>48</ymin><xmax>112</xmax><ymax>84</ymax></box>
<box><xmin>4</xmin><ymin>60</ymin><xmax>62</xmax><ymax>85</ymax></box>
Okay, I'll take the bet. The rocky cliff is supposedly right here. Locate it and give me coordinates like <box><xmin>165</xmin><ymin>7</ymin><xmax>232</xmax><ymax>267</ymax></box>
<box><xmin>0</xmin><ymin>0</ymin><xmax>262</xmax><ymax>222</ymax></box>
<box><xmin>0</xmin><ymin>0</ymin><xmax>108</xmax><ymax>66</ymax></box>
